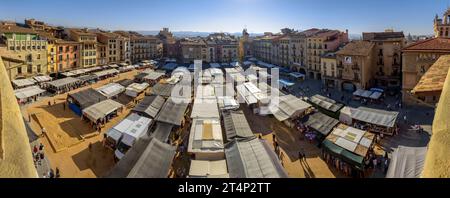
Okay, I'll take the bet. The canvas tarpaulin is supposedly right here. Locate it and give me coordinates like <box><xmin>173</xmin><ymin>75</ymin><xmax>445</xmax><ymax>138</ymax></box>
<box><xmin>309</xmin><ymin>94</ymin><xmax>344</xmax><ymax>113</ymax></box>
<box><xmin>303</xmin><ymin>112</ymin><xmax>339</xmax><ymax>136</ymax></box>
<box><xmin>272</xmin><ymin>94</ymin><xmax>311</xmax><ymax>121</ymax></box>
<box><xmin>132</xmin><ymin>95</ymin><xmax>166</xmax><ymax>118</ymax></box>
<box><xmin>83</xmin><ymin>99</ymin><xmax>123</xmax><ymax>122</ymax></box>
<box><xmin>156</xmin><ymin>97</ymin><xmax>189</xmax><ymax>126</ymax></box>
<box><xmin>223</xmin><ymin>110</ymin><xmax>254</xmax><ymax>141</ymax></box>
<box><xmin>151</xmin><ymin>122</ymin><xmax>174</xmax><ymax>143</ymax></box>
<box><xmin>386</xmin><ymin>146</ymin><xmax>427</xmax><ymax>178</ymax></box>
<box><xmin>68</xmin><ymin>88</ymin><xmax>107</xmax><ymax>109</ymax></box>
<box><xmin>151</xmin><ymin>83</ymin><xmax>175</xmax><ymax>97</ymax></box>
<box><xmin>14</xmin><ymin>86</ymin><xmax>46</xmax><ymax>99</ymax></box>
<box><xmin>225</xmin><ymin>138</ymin><xmax>288</xmax><ymax>178</ymax></box>
<box><xmin>127</xmin><ymin>138</ymin><xmax>176</xmax><ymax>178</ymax></box>
<box><xmin>96</xmin><ymin>83</ymin><xmax>125</xmax><ymax>98</ymax></box>
<box><xmin>350</xmin><ymin>107</ymin><xmax>399</xmax><ymax>128</ymax></box>
<box><xmin>46</xmin><ymin>77</ymin><xmax>81</xmax><ymax>89</ymax></box>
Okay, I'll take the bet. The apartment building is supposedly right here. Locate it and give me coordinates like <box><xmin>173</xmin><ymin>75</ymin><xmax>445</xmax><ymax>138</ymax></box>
<box><xmin>0</xmin><ymin>24</ymin><xmax>48</xmax><ymax>80</ymax></box>
<box><xmin>363</xmin><ymin>31</ymin><xmax>406</xmax><ymax>89</ymax></box>
<box><xmin>336</xmin><ymin>40</ymin><xmax>375</xmax><ymax>91</ymax></box>
<box><xmin>306</xmin><ymin>29</ymin><xmax>349</xmax><ymax>80</ymax></box>
<box><xmin>321</xmin><ymin>52</ymin><xmax>338</xmax><ymax>88</ymax></box>
<box><xmin>205</xmin><ymin>33</ymin><xmax>239</xmax><ymax>63</ymax></box>
<box><xmin>66</xmin><ymin>28</ymin><xmax>97</xmax><ymax>67</ymax></box>
<box><xmin>96</xmin><ymin>31</ymin><xmax>120</xmax><ymax>64</ymax></box>
<box><xmin>54</xmin><ymin>39</ymin><xmax>80</xmax><ymax>72</ymax></box>
<box><xmin>178</xmin><ymin>39</ymin><xmax>207</xmax><ymax>64</ymax></box>
<box><xmin>116</xmin><ymin>31</ymin><xmax>159</xmax><ymax>63</ymax></box>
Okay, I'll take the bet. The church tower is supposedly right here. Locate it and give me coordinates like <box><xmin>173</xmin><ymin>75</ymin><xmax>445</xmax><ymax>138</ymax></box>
<box><xmin>434</xmin><ymin>7</ymin><xmax>450</xmax><ymax>38</ymax></box>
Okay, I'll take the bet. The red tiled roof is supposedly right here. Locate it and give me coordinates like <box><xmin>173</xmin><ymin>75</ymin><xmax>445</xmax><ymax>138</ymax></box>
<box><xmin>403</xmin><ymin>37</ymin><xmax>450</xmax><ymax>52</ymax></box>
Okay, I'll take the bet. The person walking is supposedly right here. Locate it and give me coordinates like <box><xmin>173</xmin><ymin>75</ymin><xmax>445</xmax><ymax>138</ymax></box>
<box><xmin>48</xmin><ymin>101</ymin><xmax>51</xmax><ymax>106</ymax></box>
<box><xmin>33</xmin><ymin>145</ymin><xmax>38</xmax><ymax>154</ymax></box>
<box><xmin>63</xmin><ymin>102</ymin><xmax>66</xmax><ymax>111</ymax></box>
<box><xmin>39</xmin><ymin>143</ymin><xmax>44</xmax><ymax>151</ymax></box>
<box><xmin>403</xmin><ymin>115</ymin><xmax>407</xmax><ymax>124</ymax></box>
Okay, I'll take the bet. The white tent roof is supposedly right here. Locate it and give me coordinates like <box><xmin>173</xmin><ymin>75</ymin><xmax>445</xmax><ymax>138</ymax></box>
<box><xmin>12</xmin><ymin>78</ymin><xmax>36</xmax><ymax>88</ymax></box>
<box><xmin>195</xmin><ymin>85</ymin><xmax>216</xmax><ymax>99</ymax></box>
<box><xmin>353</xmin><ymin>89</ymin><xmax>365</xmax><ymax>97</ymax></box>
<box><xmin>33</xmin><ymin>75</ymin><xmax>52</xmax><ymax>83</ymax></box>
<box><xmin>191</xmin><ymin>98</ymin><xmax>220</xmax><ymax>119</ymax></box>
<box><xmin>188</xmin><ymin>118</ymin><xmax>224</xmax><ymax>154</ymax></box>
<box><xmin>386</xmin><ymin>146</ymin><xmax>427</xmax><ymax>178</ymax></box>
<box><xmin>14</xmin><ymin>85</ymin><xmax>46</xmax><ymax>99</ymax></box>
<box><xmin>327</xmin><ymin>124</ymin><xmax>375</xmax><ymax>157</ymax></box>
<box><xmin>217</xmin><ymin>96</ymin><xmax>239</xmax><ymax>110</ymax></box>
<box><xmin>289</xmin><ymin>72</ymin><xmax>305</xmax><ymax>78</ymax></box>
<box><xmin>369</xmin><ymin>91</ymin><xmax>382</xmax><ymax>99</ymax></box>
<box><xmin>126</xmin><ymin>83</ymin><xmax>149</xmax><ymax>93</ymax></box>
<box><xmin>210</xmin><ymin>63</ymin><xmax>221</xmax><ymax>68</ymax></box>
<box><xmin>108</xmin><ymin>113</ymin><xmax>152</xmax><ymax>141</ymax></box>
<box><xmin>271</xmin><ymin>94</ymin><xmax>312</xmax><ymax>121</ymax></box>
<box><xmin>189</xmin><ymin>160</ymin><xmax>229</xmax><ymax>178</ymax></box>
<box><xmin>93</xmin><ymin>69</ymin><xmax>119</xmax><ymax>78</ymax></box>
<box><xmin>96</xmin><ymin>83</ymin><xmax>125</xmax><ymax>98</ymax></box>
<box><xmin>350</xmin><ymin>107</ymin><xmax>399</xmax><ymax>128</ymax></box>
<box><xmin>83</xmin><ymin>99</ymin><xmax>123</xmax><ymax>121</ymax></box>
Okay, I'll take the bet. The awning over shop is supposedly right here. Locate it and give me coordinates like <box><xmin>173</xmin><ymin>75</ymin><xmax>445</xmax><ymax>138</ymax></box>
<box><xmin>77</xmin><ymin>74</ymin><xmax>98</xmax><ymax>83</ymax></box>
<box><xmin>350</xmin><ymin>107</ymin><xmax>399</xmax><ymax>128</ymax></box>
<box><xmin>223</xmin><ymin>110</ymin><xmax>254</xmax><ymax>141</ymax></box>
<box><xmin>187</xmin><ymin>118</ymin><xmax>224</xmax><ymax>156</ymax></box>
<box><xmin>83</xmin><ymin>99</ymin><xmax>123</xmax><ymax>122</ymax></box>
<box><xmin>116</xmin><ymin>79</ymin><xmax>134</xmax><ymax>87</ymax></box>
<box><xmin>303</xmin><ymin>112</ymin><xmax>340</xmax><ymax>136</ymax></box>
<box><xmin>386</xmin><ymin>146</ymin><xmax>427</xmax><ymax>178</ymax></box>
<box><xmin>225</xmin><ymin>138</ymin><xmax>288</xmax><ymax>178</ymax></box>
<box><xmin>14</xmin><ymin>86</ymin><xmax>46</xmax><ymax>99</ymax></box>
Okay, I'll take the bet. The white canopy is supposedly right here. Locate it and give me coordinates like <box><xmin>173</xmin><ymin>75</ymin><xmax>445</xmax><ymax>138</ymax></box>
<box><xmin>12</xmin><ymin>78</ymin><xmax>36</xmax><ymax>88</ymax></box>
<box><xmin>93</xmin><ymin>69</ymin><xmax>119</xmax><ymax>78</ymax></box>
<box><xmin>189</xmin><ymin>160</ymin><xmax>229</xmax><ymax>178</ymax></box>
<box><xmin>33</xmin><ymin>75</ymin><xmax>52</xmax><ymax>83</ymax></box>
<box><xmin>96</xmin><ymin>83</ymin><xmax>125</xmax><ymax>98</ymax></box>
<box><xmin>188</xmin><ymin>118</ymin><xmax>224</xmax><ymax>156</ymax></box>
<box><xmin>14</xmin><ymin>85</ymin><xmax>46</xmax><ymax>99</ymax></box>
<box><xmin>289</xmin><ymin>72</ymin><xmax>305</xmax><ymax>79</ymax></box>
<box><xmin>125</xmin><ymin>83</ymin><xmax>149</xmax><ymax>97</ymax></box>
<box><xmin>191</xmin><ymin>98</ymin><xmax>220</xmax><ymax>119</ymax></box>
<box><xmin>83</xmin><ymin>99</ymin><xmax>123</xmax><ymax>121</ymax></box>
<box><xmin>386</xmin><ymin>146</ymin><xmax>427</xmax><ymax>178</ymax></box>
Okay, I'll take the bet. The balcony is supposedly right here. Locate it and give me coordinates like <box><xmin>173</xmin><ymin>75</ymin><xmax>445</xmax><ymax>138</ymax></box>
<box><xmin>351</xmin><ymin>65</ymin><xmax>360</xmax><ymax>71</ymax></box>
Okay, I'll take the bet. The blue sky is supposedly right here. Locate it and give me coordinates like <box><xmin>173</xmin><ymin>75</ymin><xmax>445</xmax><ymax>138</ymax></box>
<box><xmin>0</xmin><ymin>0</ymin><xmax>448</xmax><ymax>35</ymax></box>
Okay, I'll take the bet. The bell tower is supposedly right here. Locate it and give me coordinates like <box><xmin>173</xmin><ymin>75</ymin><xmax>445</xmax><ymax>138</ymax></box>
<box><xmin>434</xmin><ymin>7</ymin><xmax>450</xmax><ymax>38</ymax></box>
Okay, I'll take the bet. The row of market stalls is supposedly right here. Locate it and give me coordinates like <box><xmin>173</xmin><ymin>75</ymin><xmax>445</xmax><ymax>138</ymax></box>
<box><xmin>352</xmin><ymin>88</ymin><xmax>384</xmax><ymax>102</ymax></box>
<box><xmin>14</xmin><ymin>85</ymin><xmax>47</xmax><ymax>104</ymax></box>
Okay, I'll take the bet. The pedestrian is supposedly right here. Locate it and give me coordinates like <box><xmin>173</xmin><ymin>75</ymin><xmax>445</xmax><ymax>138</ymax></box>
<box><xmin>41</xmin><ymin>127</ymin><xmax>46</xmax><ymax>138</ymax></box>
<box><xmin>88</xmin><ymin>142</ymin><xmax>93</xmax><ymax>152</ymax></box>
<box><xmin>272</xmin><ymin>133</ymin><xmax>276</xmax><ymax>142</ymax></box>
<box><xmin>258</xmin><ymin>134</ymin><xmax>262</xmax><ymax>139</ymax></box>
<box><xmin>33</xmin><ymin>145</ymin><xmax>38</xmax><ymax>154</ymax></box>
<box><xmin>39</xmin><ymin>143</ymin><xmax>44</xmax><ymax>151</ymax></box>
<box><xmin>298</xmin><ymin>151</ymin><xmax>303</xmax><ymax>161</ymax></box>
<box><xmin>54</xmin><ymin>100</ymin><xmax>56</xmax><ymax>105</ymax></box>
<box><xmin>48</xmin><ymin>101</ymin><xmax>51</xmax><ymax>106</ymax></box>
<box><xmin>49</xmin><ymin>169</ymin><xmax>54</xmax><ymax>178</ymax></box>
<box><xmin>63</xmin><ymin>102</ymin><xmax>66</xmax><ymax>111</ymax></box>
<box><xmin>40</xmin><ymin>152</ymin><xmax>45</xmax><ymax>160</ymax></box>
<box><xmin>55</xmin><ymin>168</ymin><xmax>60</xmax><ymax>178</ymax></box>
<box><xmin>372</xmin><ymin>157</ymin><xmax>378</xmax><ymax>169</ymax></box>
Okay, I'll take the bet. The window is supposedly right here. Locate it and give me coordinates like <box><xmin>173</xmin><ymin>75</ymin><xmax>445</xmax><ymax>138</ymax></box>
<box><xmin>66</xmin><ymin>54</ymin><xmax>69</xmax><ymax>60</ymax></box>
<box><xmin>66</xmin><ymin>46</ymin><xmax>69</xmax><ymax>52</ymax></box>
<box><xmin>27</xmin><ymin>65</ymin><xmax>32</xmax><ymax>73</ymax></box>
<box><xmin>59</xmin><ymin>55</ymin><xmax>63</xmax><ymax>61</ymax></box>
<box><xmin>17</xmin><ymin>67</ymin><xmax>22</xmax><ymax>74</ymax></box>
<box><xmin>37</xmin><ymin>65</ymin><xmax>41</xmax><ymax>73</ymax></box>
<box><xmin>37</xmin><ymin>54</ymin><xmax>41</xmax><ymax>60</ymax></box>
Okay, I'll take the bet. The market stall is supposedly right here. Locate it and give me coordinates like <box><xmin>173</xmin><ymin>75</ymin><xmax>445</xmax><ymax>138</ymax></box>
<box><xmin>222</xmin><ymin>110</ymin><xmax>254</xmax><ymax>141</ymax></box>
<box><xmin>322</xmin><ymin>124</ymin><xmax>376</xmax><ymax>177</ymax></box>
<box><xmin>12</xmin><ymin>78</ymin><xmax>36</xmax><ymax>89</ymax></box>
<box><xmin>302</xmin><ymin>111</ymin><xmax>340</xmax><ymax>143</ymax></box>
<box><xmin>132</xmin><ymin>95</ymin><xmax>166</xmax><ymax>119</ymax></box>
<box><xmin>95</xmin><ymin>83</ymin><xmax>125</xmax><ymax>99</ymax></box>
<box><xmin>67</xmin><ymin>88</ymin><xmax>107</xmax><ymax>116</ymax></box>
<box><xmin>350</xmin><ymin>107</ymin><xmax>399</xmax><ymax>135</ymax></box>
<box><xmin>14</xmin><ymin>85</ymin><xmax>46</xmax><ymax>104</ymax></box>
<box><xmin>308</xmin><ymin>94</ymin><xmax>344</xmax><ymax>118</ymax></box>
<box><xmin>82</xmin><ymin>99</ymin><xmax>124</xmax><ymax>127</ymax></box>
<box><xmin>271</xmin><ymin>94</ymin><xmax>313</xmax><ymax>127</ymax></box>
<box><xmin>225</xmin><ymin>138</ymin><xmax>288</xmax><ymax>178</ymax></box>
<box><xmin>125</xmin><ymin>83</ymin><xmax>149</xmax><ymax>98</ymax></box>
<box><xmin>46</xmin><ymin>77</ymin><xmax>82</xmax><ymax>94</ymax></box>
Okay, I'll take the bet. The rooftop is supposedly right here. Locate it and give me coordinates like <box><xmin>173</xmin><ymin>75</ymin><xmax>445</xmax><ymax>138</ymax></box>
<box><xmin>0</xmin><ymin>25</ymin><xmax>37</xmax><ymax>34</ymax></box>
<box><xmin>362</xmin><ymin>31</ymin><xmax>405</xmax><ymax>41</ymax></box>
<box><xmin>403</xmin><ymin>37</ymin><xmax>450</xmax><ymax>52</ymax></box>
<box><xmin>413</xmin><ymin>55</ymin><xmax>450</xmax><ymax>93</ymax></box>
<box><xmin>336</xmin><ymin>40</ymin><xmax>375</xmax><ymax>56</ymax></box>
